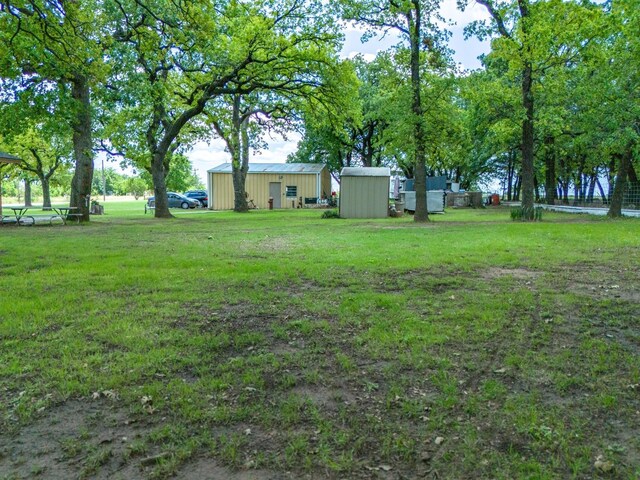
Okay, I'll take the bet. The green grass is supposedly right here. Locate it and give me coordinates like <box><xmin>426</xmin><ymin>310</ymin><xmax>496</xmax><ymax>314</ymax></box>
<box><xmin>0</xmin><ymin>206</ymin><xmax>639</xmax><ymax>479</ymax></box>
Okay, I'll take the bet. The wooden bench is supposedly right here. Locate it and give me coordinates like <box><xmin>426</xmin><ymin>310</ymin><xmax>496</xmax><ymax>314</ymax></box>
<box><xmin>145</xmin><ymin>204</ymin><xmax>155</xmax><ymax>214</ymax></box>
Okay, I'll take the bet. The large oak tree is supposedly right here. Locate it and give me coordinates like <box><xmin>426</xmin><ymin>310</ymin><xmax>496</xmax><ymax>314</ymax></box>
<box><xmin>340</xmin><ymin>0</ymin><xmax>449</xmax><ymax>222</ymax></box>
<box><xmin>0</xmin><ymin>0</ymin><xmax>104</xmax><ymax>221</ymax></box>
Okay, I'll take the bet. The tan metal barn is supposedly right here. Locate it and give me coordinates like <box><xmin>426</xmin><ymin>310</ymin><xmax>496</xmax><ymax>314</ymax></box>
<box><xmin>207</xmin><ymin>163</ymin><xmax>331</xmax><ymax>210</ymax></box>
<box><xmin>339</xmin><ymin>167</ymin><xmax>391</xmax><ymax>219</ymax></box>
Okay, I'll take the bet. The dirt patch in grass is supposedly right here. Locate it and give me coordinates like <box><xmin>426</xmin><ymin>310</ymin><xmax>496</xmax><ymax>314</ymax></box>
<box><xmin>176</xmin><ymin>458</ymin><xmax>297</xmax><ymax>480</ymax></box>
<box><xmin>551</xmin><ymin>263</ymin><xmax>640</xmax><ymax>302</ymax></box>
<box><xmin>289</xmin><ymin>385</ymin><xmax>358</xmax><ymax>411</ymax></box>
<box><xmin>0</xmin><ymin>399</ymin><xmax>151</xmax><ymax>479</ymax></box>
<box><xmin>166</xmin><ymin>294</ymin><xmax>441</xmax><ymax>477</ymax></box>
<box><xmin>480</xmin><ymin>266</ymin><xmax>541</xmax><ymax>281</ymax></box>
<box><xmin>237</xmin><ymin>236</ymin><xmax>294</xmax><ymax>254</ymax></box>
<box><xmin>0</xmin><ymin>399</ymin><xmax>297</xmax><ymax>480</ymax></box>
<box><xmin>2</xmin><ymin>264</ymin><xmax>639</xmax><ymax>479</ymax></box>
<box><xmin>381</xmin><ymin>267</ymin><xmax>472</xmax><ymax>294</ymax></box>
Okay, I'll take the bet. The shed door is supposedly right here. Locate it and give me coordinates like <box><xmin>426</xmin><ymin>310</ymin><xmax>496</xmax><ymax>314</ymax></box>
<box><xmin>269</xmin><ymin>182</ymin><xmax>281</xmax><ymax>208</ymax></box>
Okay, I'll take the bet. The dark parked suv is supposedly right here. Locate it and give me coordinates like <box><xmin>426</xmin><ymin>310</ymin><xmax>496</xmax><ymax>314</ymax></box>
<box><xmin>184</xmin><ymin>190</ymin><xmax>208</xmax><ymax>207</ymax></box>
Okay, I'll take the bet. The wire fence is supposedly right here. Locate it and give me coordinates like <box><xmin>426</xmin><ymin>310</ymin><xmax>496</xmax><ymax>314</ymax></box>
<box><xmin>537</xmin><ymin>183</ymin><xmax>640</xmax><ymax>210</ymax></box>
<box><xmin>623</xmin><ymin>184</ymin><xmax>640</xmax><ymax>209</ymax></box>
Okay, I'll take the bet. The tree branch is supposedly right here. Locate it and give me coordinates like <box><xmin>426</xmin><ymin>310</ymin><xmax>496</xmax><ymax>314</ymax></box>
<box><xmin>476</xmin><ymin>0</ymin><xmax>511</xmax><ymax>38</ymax></box>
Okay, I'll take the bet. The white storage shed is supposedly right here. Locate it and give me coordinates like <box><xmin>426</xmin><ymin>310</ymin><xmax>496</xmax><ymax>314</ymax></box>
<box><xmin>339</xmin><ymin>167</ymin><xmax>391</xmax><ymax>219</ymax></box>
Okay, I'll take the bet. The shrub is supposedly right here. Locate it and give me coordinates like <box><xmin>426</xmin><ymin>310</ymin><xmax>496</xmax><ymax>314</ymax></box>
<box><xmin>321</xmin><ymin>209</ymin><xmax>340</xmax><ymax>219</ymax></box>
<box><xmin>511</xmin><ymin>206</ymin><xmax>543</xmax><ymax>221</ymax></box>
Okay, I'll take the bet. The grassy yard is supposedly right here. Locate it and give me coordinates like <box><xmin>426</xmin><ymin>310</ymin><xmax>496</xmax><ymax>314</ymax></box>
<box><xmin>0</xmin><ymin>205</ymin><xmax>638</xmax><ymax>479</ymax></box>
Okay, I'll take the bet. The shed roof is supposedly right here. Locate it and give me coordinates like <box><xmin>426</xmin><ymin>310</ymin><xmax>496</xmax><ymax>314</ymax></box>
<box><xmin>208</xmin><ymin>163</ymin><xmax>325</xmax><ymax>174</ymax></box>
<box><xmin>340</xmin><ymin>167</ymin><xmax>390</xmax><ymax>177</ymax></box>
<box><xmin>0</xmin><ymin>151</ymin><xmax>21</xmax><ymax>164</ymax></box>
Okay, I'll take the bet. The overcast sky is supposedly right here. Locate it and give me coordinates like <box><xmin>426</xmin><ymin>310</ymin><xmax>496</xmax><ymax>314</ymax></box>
<box><xmin>186</xmin><ymin>0</ymin><xmax>492</xmax><ymax>183</ymax></box>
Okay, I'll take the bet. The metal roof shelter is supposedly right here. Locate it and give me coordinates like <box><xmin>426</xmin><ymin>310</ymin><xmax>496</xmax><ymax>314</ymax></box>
<box><xmin>0</xmin><ymin>152</ymin><xmax>21</xmax><ymax>217</ymax></box>
<box><xmin>208</xmin><ymin>163</ymin><xmax>326</xmax><ymax>174</ymax></box>
<box><xmin>207</xmin><ymin>163</ymin><xmax>331</xmax><ymax>210</ymax></box>
<box><xmin>339</xmin><ymin>167</ymin><xmax>391</xmax><ymax>219</ymax></box>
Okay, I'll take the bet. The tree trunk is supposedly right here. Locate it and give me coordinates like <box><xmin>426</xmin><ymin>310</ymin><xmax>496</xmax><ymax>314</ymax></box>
<box><xmin>241</xmin><ymin>119</ymin><xmax>250</xmax><ymax>204</ymax></box>
<box><xmin>607</xmin><ymin>158</ymin><xmax>616</xmax><ymax>203</ymax></box>
<box><xmin>516</xmin><ymin>0</ymin><xmax>535</xmax><ymax>218</ymax></box>
<box><xmin>361</xmin><ymin>122</ymin><xmax>375</xmax><ymax>167</ymax></box>
<box><xmin>608</xmin><ymin>151</ymin><xmax>630</xmax><ymax>218</ymax></box>
<box><xmin>227</xmin><ymin>96</ymin><xmax>249</xmax><ymax>213</ymax></box>
<box><xmin>69</xmin><ymin>75</ymin><xmax>94</xmax><ymax>222</ymax></box>
<box><xmin>576</xmin><ymin>157</ymin><xmax>587</xmax><ymax>203</ymax></box>
<box><xmin>232</xmin><ymin>167</ymin><xmax>248</xmax><ymax>212</ymax></box>
<box><xmin>150</xmin><ymin>152</ymin><xmax>172</xmax><ymax>218</ymax></box>
<box><xmin>507</xmin><ymin>153</ymin><xmax>514</xmax><ymax>201</ymax></box>
<box><xmin>231</xmin><ymin>120</ymin><xmax>250</xmax><ymax>213</ymax></box>
<box><xmin>596</xmin><ymin>178</ymin><xmax>607</xmax><ymax>203</ymax></box>
<box><xmin>580</xmin><ymin>174</ymin><xmax>588</xmax><ymax>203</ymax></box>
<box><xmin>520</xmin><ymin>60</ymin><xmax>535</xmax><ymax>218</ymax></box>
<box><xmin>514</xmin><ymin>175</ymin><xmax>521</xmax><ymax>201</ymax></box>
<box><xmin>147</xmin><ymin>72</ymin><xmax>174</xmax><ymax>219</ymax></box>
<box><xmin>587</xmin><ymin>172</ymin><xmax>597</xmax><ymax>203</ymax></box>
<box><xmin>40</xmin><ymin>175</ymin><xmax>52</xmax><ymax>210</ymax></box>
<box><xmin>544</xmin><ymin>137</ymin><xmax>556</xmax><ymax>205</ymax></box>
<box><xmin>408</xmin><ymin>2</ymin><xmax>429</xmax><ymax>223</ymax></box>
<box><xmin>573</xmin><ymin>163</ymin><xmax>582</xmax><ymax>206</ymax></box>
<box><xmin>24</xmin><ymin>180</ymin><xmax>32</xmax><ymax>207</ymax></box>
<box><xmin>558</xmin><ymin>156</ymin><xmax>568</xmax><ymax>204</ymax></box>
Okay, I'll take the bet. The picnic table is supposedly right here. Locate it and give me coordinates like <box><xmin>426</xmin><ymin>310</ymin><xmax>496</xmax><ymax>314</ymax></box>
<box><xmin>6</xmin><ymin>206</ymin><xmax>80</xmax><ymax>225</ymax></box>
<box><xmin>52</xmin><ymin>206</ymin><xmax>81</xmax><ymax>224</ymax></box>
<box><xmin>8</xmin><ymin>206</ymin><xmax>36</xmax><ymax>226</ymax></box>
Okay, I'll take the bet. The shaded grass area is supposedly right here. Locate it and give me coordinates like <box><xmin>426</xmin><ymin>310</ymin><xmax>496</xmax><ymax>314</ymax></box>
<box><xmin>1</xmin><ymin>207</ymin><xmax>639</xmax><ymax>479</ymax></box>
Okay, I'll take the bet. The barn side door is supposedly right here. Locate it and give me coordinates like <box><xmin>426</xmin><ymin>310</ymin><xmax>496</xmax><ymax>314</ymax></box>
<box><xmin>269</xmin><ymin>182</ymin><xmax>281</xmax><ymax>208</ymax></box>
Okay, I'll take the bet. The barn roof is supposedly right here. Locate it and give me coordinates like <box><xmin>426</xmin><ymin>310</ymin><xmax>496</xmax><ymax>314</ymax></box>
<box><xmin>340</xmin><ymin>167</ymin><xmax>391</xmax><ymax>177</ymax></box>
<box><xmin>208</xmin><ymin>163</ymin><xmax>325</xmax><ymax>174</ymax></box>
